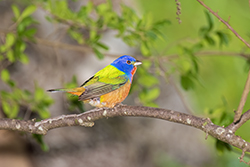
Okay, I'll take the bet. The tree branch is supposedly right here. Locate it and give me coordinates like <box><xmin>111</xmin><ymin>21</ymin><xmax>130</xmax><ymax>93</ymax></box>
<box><xmin>33</xmin><ymin>37</ymin><xmax>92</xmax><ymax>53</ymax></box>
<box><xmin>234</xmin><ymin>70</ymin><xmax>250</xmax><ymax>123</ymax></box>
<box><xmin>196</xmin><ymin>0</ymin><xmax>250</xmax><ymax>49</ymax></box>
<box><xmin>227</xmin><ymin>109</ymin><xmax>250</xmax><ymax>133</ymax></box>
<box><xmin>0</xmin><ymin>105</ymin><xmax>250</xmax><ymax>155</ymax></box>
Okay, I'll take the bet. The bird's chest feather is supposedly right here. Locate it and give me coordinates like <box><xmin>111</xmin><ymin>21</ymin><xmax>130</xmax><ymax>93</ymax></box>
<box><xmin>88</xmin><ymin>81</ymin><xmax>131</xmax><ymax>108</ymax></box>
<box><xmin>130</xmin><ymin>67</ymin><xmax>137</xmax><ymax>78</ymax></box>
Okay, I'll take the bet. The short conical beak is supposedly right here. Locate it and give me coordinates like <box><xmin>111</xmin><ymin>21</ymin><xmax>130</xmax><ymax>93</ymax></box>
<box><xmin>133</xmin><ymin>60</ymin><xmax>142</xmax><ymax>66</ymax></box>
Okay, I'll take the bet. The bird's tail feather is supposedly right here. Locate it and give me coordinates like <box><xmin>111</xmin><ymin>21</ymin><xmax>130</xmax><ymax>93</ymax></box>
<box><xmin>47</xmin><ymin>87</ymin><xmax>85</xmax><ymax>96</ymax></box>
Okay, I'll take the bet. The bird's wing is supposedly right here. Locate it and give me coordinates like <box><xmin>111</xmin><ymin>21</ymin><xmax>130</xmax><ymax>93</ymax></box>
<box><xmin>79</xmin><ymin>65</ymin><xmax>128</xmax><ymax>101</ymax></box>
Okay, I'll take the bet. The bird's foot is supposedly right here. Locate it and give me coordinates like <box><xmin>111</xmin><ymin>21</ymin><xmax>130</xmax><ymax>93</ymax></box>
<box><xmin>114</xmin><ymin>103</ymin><xmax>126</xmax><ymax>108</ymax></box>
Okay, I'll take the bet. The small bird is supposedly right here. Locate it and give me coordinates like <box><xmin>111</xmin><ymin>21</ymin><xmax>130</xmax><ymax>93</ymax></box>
<box><xmin>48</xmin><ymin>55</ymin><xmax>142</xmax><ymax>108</ymax></box>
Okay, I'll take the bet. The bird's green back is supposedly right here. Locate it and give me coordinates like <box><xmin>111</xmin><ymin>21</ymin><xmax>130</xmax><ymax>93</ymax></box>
<box><xmin>83</xmin><ymin>65</ymin><xmax>128</xmax><ymax>86</ymax></box>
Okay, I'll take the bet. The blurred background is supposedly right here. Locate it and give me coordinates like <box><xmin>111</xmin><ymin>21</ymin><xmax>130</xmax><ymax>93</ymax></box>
<box><xmin>0</xmin><ymin>0</ymin><xmax>250</xmax><ymax>166</ymax></box>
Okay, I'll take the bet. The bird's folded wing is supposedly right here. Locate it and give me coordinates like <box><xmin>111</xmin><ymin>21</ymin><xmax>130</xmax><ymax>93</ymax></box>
<box><xmin>78</xmin><ymin>76</ymin><xmax>128</xmax><ymax>101</ymax></box>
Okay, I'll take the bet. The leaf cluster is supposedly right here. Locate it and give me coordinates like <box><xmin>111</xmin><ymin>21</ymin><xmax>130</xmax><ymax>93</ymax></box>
<box><xmin>43</xmin><ymin>0</ymin><xmax>170</xmax><ymax>58</ymax></box>
<box><xmin>1</xmin><ymin>69</ymin><xmax>53</xmax><ymax>119</ymax></box>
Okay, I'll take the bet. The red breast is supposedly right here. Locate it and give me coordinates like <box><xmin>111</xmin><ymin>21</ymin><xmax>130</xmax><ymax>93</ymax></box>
<box><xmin>131</xmin><ymin>66</ymin><xmax>137</xmax><ymax>76</ymax></box>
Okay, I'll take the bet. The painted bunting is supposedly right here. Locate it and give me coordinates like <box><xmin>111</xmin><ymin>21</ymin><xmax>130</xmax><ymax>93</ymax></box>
<box><xmin>48</xmin><ymin>55</ymin><xmax>142</xmax><ymax>108</ymax></box>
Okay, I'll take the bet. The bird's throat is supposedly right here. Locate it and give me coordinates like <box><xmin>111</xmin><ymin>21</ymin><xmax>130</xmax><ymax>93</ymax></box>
<box><xmin>131</xmin><ymin>66</ymin><xmax>137</xmax><ymax>76</ymax></box>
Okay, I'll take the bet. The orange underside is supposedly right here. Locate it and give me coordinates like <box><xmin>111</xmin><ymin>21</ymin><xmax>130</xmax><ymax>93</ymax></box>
<box><xmin>84</xmin><ymin>81</ymin><xmax>131</xmax><ymax>108</ymax></box>
<box><xmin>67</xmin><ymin>82</ymin><xmax>131</xmax><ymax>108</ymax></box>
<box><xmin>99</xmin><ymin>81</ymin><xmax>131</xmax><ymax>107</ymax></box>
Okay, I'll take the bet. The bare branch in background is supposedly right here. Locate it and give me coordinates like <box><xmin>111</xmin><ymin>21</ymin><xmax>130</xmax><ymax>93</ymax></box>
<box><xmin>196</xmin><ymin>0</ymin><xmax>250</xmax><ymax>48</ymax></box>
<box><xmin>234</xmin><ymin>70</ymin><xmax>250</xmax><ymax>123</ymax></box>
<box><xmin>227</xmin><ymin>109</ymin><xmax>250</xmax><ymax>133</ymax></box>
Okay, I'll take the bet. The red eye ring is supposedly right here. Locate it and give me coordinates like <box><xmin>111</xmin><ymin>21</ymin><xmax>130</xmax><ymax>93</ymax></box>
<box><xmin>126</xmin><ymin>60</ymin><xmax>131</xmax><ymax>64</ymax></box>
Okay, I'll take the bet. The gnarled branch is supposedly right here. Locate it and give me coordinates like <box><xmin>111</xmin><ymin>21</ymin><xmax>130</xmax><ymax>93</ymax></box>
<box><xmin>0</xmin><ymin>105</ymin><xmax>249</xmax><ymax>155</ymax></box>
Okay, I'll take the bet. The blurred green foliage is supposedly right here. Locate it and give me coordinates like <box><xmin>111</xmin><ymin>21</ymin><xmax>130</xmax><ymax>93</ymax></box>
<box><xmin>42</xmin><ymin>0</ymin><xmax>170</xmax><ymax>59</ymax></box>
<box><xmin>138</xmin><ymin>0</ymin><xmax>250</xmax><ymax>165</ymax></box>
<box><xmin>0</xmin><ymin>5</ymin><xmax>37</xmax><ymax>63</ymax></box>
<box><xmin>0</xmin><ymin>68</ymin><xmax>53</xmax><ymax>119</ymax></box>
<box><xmin>64</xmin><ymin>75</ymin><xmax>85</xmax><ymax>113</ymax></box>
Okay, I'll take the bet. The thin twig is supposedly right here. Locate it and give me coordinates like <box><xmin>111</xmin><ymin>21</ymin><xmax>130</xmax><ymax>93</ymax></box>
<box><xmin>227</xmin><ymin>109</ymin><xmax>250</xmax><ymax>133</ymax></box>
<box><xmin>196</xmin><ymin>0</ymin><xmax>250</xmax><ymax>48</ymax></box>
<box><xmin>158</xmin><ymin>51</ymin><xmax>249</xmax><ymax>61</ymax></box>
<box><xmin>169</xmin><ymin>77</ymin><xmax>194</xmax><ymax>114</ymax></box>
<box><xmin>156</xmin><ymin>57</ymin><xmax>194</xmax><ymax>114</ymax></box>
<box><xmin>234</xmin><ymin>70</ymin><xmax>250</xmax><ymax>123</ymax></box>
<box><xmin>34</xmin><ymin>37</ymin><xmax>92</xmax><ymax>53</ymax></box>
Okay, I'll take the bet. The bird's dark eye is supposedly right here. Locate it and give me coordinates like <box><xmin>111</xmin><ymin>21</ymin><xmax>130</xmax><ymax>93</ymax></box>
<box><xmin>126</xmin><ymin>60</ymin><xmax>131</xmax><ymax>64</ymax></box>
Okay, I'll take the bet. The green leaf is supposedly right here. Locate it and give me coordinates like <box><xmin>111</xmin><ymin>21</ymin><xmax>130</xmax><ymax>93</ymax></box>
<box><xmin>90</xmin><ymin>30</ymin><xmax>97</xmax><ymax>41</ymax></box>
<box><xmin>7</xmin><ymin>80</ymin><xmax>16</xmax><ymax>87</ymax></box>
<box><xmin>6</xmin><ymin>33</ymin><xmax>15</xmax><ymax>48</ymax></box>
<box><xmin>144</xmin><ymin>101</ymin><xmax>158</xmax><ymax>107</ymax></box>
<box><xmin>139</xmin><ymin>87</ymin><xmax>160</xmax><ymax>102</ymax></box>
<box><xmin>153</xmin><ymin>19</ymin><xmax>171</xmax><ymax>29</ymax></box>
<box><xmin>42</xmin><ymin>98</ymin><xmax>54</xmax><ymax>106</ymax></box>
<box><xmin>141</xmin><ymin>60</ymin><xmax>151</xmax><ymax>69</ymax></box>
<box><xmin>7</xmin><ymin>50</ymin><xmax>15</xmax><ymax>62</ymax></box>
<box><xmin>9</xmin><ymin>103</ymin><xmax>19</xmax><ymax>118</ymax></box>
<box><xmin>12</xmin><ymin>88</ymin><xmax>22</xmax><ymax>101</ymax></box>
<box><xmin>0</xmin><ymin>45</ymin><xmax>6</xmax><ymax>52</ymax></box>
<box><xmin>19</xmin><ymin>53</ymin><xmax>29</xmax><ymax>64</ymax></box>
<box><xmin>122</xmin><ymin>35</ymin><xmax>136</xmax><ymax>46</ymax></box>
<box><xmin>45</xmin><ymin>16</ymin><xmax>53</xmax><ymax>22</ymax></box>
<box><xmin>0</xmin><ymin>91</ymin><xmax>9</xmax><ymax>98</ymax></box>
<box><xmin>32</xmin><ymin>134</ymin><xmax>49</xmax><ymax>152</ymax></box>
<box><xmin>179</xmin><ymin>60</ymin><xmax>191</xmax><ymax>73</ymax></box>
<box><xmin>11</xmin><ymin>5</ymin><xmax>20</xmax><ymax>18</ymax></box>
<box><xmin>93</xmin><ymin>48</ymin><xmax>104</xmax><ymax>59</ymax></box>
<box><xmin>216</xmin><ymin>139</ymin><xmax>232</xmax><ymax>155</ymax></box>
<box><xmin>65</xmin><ymin>75</ymin><xmax>78</xmax><ymax>88</ymax></box>
<box><xmin>23</xmin><ymin>28</ymin><xmax>37</xmax><ymax>39</ymax></box>
<box><xmin>64</xmin><ymin>76</ymin><xmax>85</xmax><ymax>112</ymax></box>
<box><xmin>86</xmin><ymin>1</ymin><xmax>94</xmax><ymax>14</ymax></box>
<box><xmin>1</xmin><ymin>98</ymin><xmax>19</xmax><ymax>118</ymax></box>
<box><xmin>146</xmin><ymin>31</ymin><xmax>157</xmax><ymax>40</ymax></box>
<box><xmin>96</xmin><ymin>42</ymin><xmax>109</xmax><ymax>50</ymax></box>
<box><xmin>199</xmin><ymin>27</ymin><xmax>209</xmax><ymax>37</ymax></box>
<box><xmin>192</xmin><ymin>43</ymin><xmax>203</xmax><ymax>52</ymax></box>
<box><xmin>17</xmin><ymin>22</ymin><xmax>25</xmax><ymax>34</ymax></box>
<box><xmin>190</xmin><ymin>56</ymin><xmax>199</xmax><ymax>73</ymax></box>
<box><xmin>37</xmin><ymin>109</ymin><xmax>51</xmax><ymax>119</ymax></box>
<box><xmin>205</xmin><ymin>10</ymin><xmax>214</xmax><ymax>32</ymax></box>
<box><xmin>140</xmin><ymin>42</ymin><xmax>150</xmax><ymax>56</ymax></box>
<box><xmin>149</xmin><ymin>87</ymin><xmax>160</xmax><ymax>101</ymax></box>
<box><xmin>68</xmin><ymin>29</ymin><xmax>84</xmax><ymax>44</ymax></box>
<box><xmin>1</xmin><ymin>69</ymin><xmax>10</xmax><ymax>82</ymax></box>
<box><xmin>20</xmin><ymin>5</ymin><xmax>36</xmax><ymax>19</ymax></box>
<box><xmin>2</xmin><ymin>100</ymin><xmax>11</xmax><ymax>116</ymax></box>
<box><xmin>19</xmin><ymin>42</ymin><xmax>26</xmax><ymax>52</ymax></box>
<box><xmin>35</xmin><ymin>87</ymin><xmax>45</xmax><ymax>102</ymax></box>
<box><xmin>96</xmin><ymin>3</ymin><xmax>109</xmax><ymax>14</ymax></box>
<box><xmin>204</xmin><ymin>35</ymin><xmax>215</xmax><ymax>46</ymax></box>
<box><xmin>216</xmin><ymin>31</ymin><xmax>229</xmax><ymax>46</ymax></box>
<box><xmin>18</xmin><ymin>17</ymin><xmax>38</xmax><ymax>34</ymax></box>
<box><xmin>138</xmin><ymin>74</ymin><xmax>159</xmax><ymax>88</ymax></box>
<box><xmin>143</xmin><ymin>12</ymin><xmax>153</xmax><ymax>30</ymax></box>
<box><xmin>180</xmin><ymin>73</ymin><xmax>195</xmax><ymax>90</ymax></box>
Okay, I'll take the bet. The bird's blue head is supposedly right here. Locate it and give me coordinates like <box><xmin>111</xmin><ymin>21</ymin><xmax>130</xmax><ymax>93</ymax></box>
<box><xmin>110</xmin><ymin>55</ymin><xmax>142</xmax><ymax>78</ymax></box>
